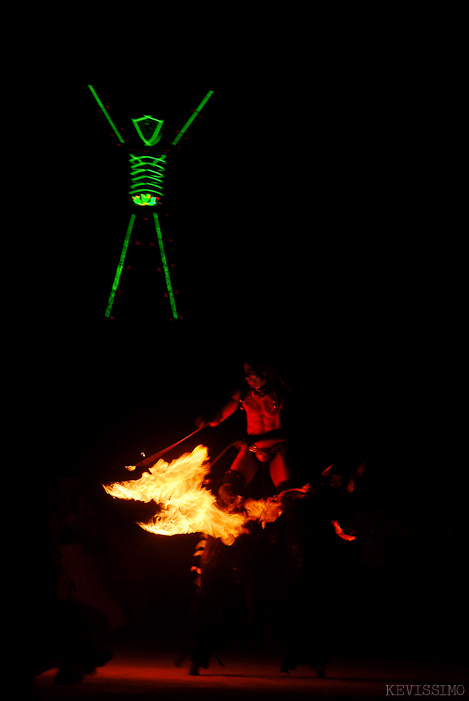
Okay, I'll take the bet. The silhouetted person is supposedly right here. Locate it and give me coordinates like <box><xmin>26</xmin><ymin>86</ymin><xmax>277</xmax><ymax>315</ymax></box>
<box><xmin>30</xmin><ymin>470</ymin><xmax>118</xmax><ymax>686</ymax></box>
<box><xmin>279</xmin><ymin>461</ymin><xmax>366</xmax><ymax>677</ymax></box>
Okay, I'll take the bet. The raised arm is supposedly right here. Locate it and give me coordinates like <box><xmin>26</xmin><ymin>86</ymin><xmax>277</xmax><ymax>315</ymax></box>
<box><xmin>196</xmin><ymin>389</ymin><xmax>242</xmax><ymax>428</ymax></box>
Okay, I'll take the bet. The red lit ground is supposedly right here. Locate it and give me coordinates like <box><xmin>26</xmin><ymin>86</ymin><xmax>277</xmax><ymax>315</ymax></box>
<box><xmin>32</xmin><ymin>640</ymin><xmax>468</xmax><ymax>700</ymax></box>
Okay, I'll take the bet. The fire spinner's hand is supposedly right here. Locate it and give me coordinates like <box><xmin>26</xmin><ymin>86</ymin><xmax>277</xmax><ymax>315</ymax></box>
<box><xmin>278</xmin><ymin>484</ymin><xmax>312</xmax><ymax>506</ymax></box>
<box><xmin>331</xmin><ymin>520</ymin><xmax>357</xmax><ymax>541</ymax></box>
<box><xmin>234</xmin><ymin>434</ymin><xmax>258</xmax><ymax>451</ymax></box>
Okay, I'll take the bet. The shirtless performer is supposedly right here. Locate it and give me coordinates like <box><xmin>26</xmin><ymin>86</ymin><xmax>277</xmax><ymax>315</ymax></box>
<box><xmin>187</xmin><ymin>358</ymin><xmax>294</xmax><ymax>675</ymax></box>
<box><xmin>197</xmin><ymin>357</ymin><xmax>291</xmax><ymax>509</ymax></box>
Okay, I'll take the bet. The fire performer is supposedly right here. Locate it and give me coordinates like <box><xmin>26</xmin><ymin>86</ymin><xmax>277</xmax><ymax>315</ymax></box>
<box><xmin>185</xmin><ymin>356</ymin><xmax>295</xmax><ymax>674</ymax></box>
<box><xmin>197</xmin><ymin>356</ymin><xmax>292</xmax><ymax>507</ymax></box>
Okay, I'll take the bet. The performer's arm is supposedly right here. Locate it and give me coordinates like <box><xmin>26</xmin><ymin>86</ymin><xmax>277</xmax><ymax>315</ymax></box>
<box><xmin>247</xmin><ymin>428</ymin><xmax>286</xmax><ymax>449</ymax></box>
<box><xmin>196</xmin><ymin>389</ymin><xmax>242</xmax><ymax>428</ymax></box>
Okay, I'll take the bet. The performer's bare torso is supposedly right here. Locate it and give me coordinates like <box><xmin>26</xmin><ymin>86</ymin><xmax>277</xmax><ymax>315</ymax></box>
<box><xmin>241</xmin><ymin>390</ymin><xmax>282</xmax><ymax>437</ymax></box>
<box><xmin>228</xmin><ymin>364</ymin><xmax>289</xmax><ymax>489</ymax></box>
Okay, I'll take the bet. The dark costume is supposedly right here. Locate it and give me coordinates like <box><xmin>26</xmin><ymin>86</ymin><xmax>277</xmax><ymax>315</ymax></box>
<box><xmin>279</xmin><ymin>462</ymin><xmax>366</xmax><ymax>675</ymax></box>
<box><xmin>278</xmin><ymin>487</ymin><xmax>333</xmax><ymax>675</ymax></box>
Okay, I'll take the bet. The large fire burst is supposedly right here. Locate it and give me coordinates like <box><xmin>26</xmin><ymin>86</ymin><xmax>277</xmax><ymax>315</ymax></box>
<box><xmin>103</xmin><ymin>445</ymin><xmax>284</xmax><ymax>546</ymax></box>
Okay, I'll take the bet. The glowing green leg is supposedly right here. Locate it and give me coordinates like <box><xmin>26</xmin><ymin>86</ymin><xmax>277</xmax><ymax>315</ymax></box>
<box><xmin>153</xmin><ymin>212</ymin><xmax>178</xmax><ymax>319</ymax></box>
<box><xmin>104</xmin><ymin>214</ymin><xmax>136</xmax><ymax>318</ymax></box>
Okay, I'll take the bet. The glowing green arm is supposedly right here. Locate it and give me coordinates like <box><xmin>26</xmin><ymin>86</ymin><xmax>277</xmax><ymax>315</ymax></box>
<box><xmin>171</xmin><ymin>90</ymin><xmax>214</xmax><ymax>145</ymax></box>
<box><xmin>88</xmin><ymin>85</ymin><xmax>125</xmax><ymax>144</ymax></box>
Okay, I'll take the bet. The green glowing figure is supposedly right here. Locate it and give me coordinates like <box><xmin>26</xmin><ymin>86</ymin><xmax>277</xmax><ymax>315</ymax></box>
<box><xmin>88</xmin><ymin>86</ymin><xmax>214</xmax><ymax>320</ymax></box>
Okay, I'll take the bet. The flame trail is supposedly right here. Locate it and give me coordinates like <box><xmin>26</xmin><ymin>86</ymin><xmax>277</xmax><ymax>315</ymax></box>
<box><xmin>103</xmin><ymin>445</ymin><xmax>283</xmax><ymax>546</ymax></box>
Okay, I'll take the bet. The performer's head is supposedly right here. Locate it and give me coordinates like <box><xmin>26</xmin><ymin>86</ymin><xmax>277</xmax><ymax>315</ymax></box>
<box><xmin>244</xmin><ymin>356</ymin><xmax>269</xmax><ymax>390</ymax></box>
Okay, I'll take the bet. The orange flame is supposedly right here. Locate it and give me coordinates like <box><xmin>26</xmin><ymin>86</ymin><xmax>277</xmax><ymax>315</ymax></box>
<box><xmin>103</xmin><ymin>445</ymin><xmax>284</xmax><ymax>546</ymax></box>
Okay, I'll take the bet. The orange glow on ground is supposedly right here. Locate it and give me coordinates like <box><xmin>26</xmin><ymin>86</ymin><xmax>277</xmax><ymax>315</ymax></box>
<box><xmin>34</xmin><ymin>646</ymin><xmax>467</xmax><ymax>699</ymax></box>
